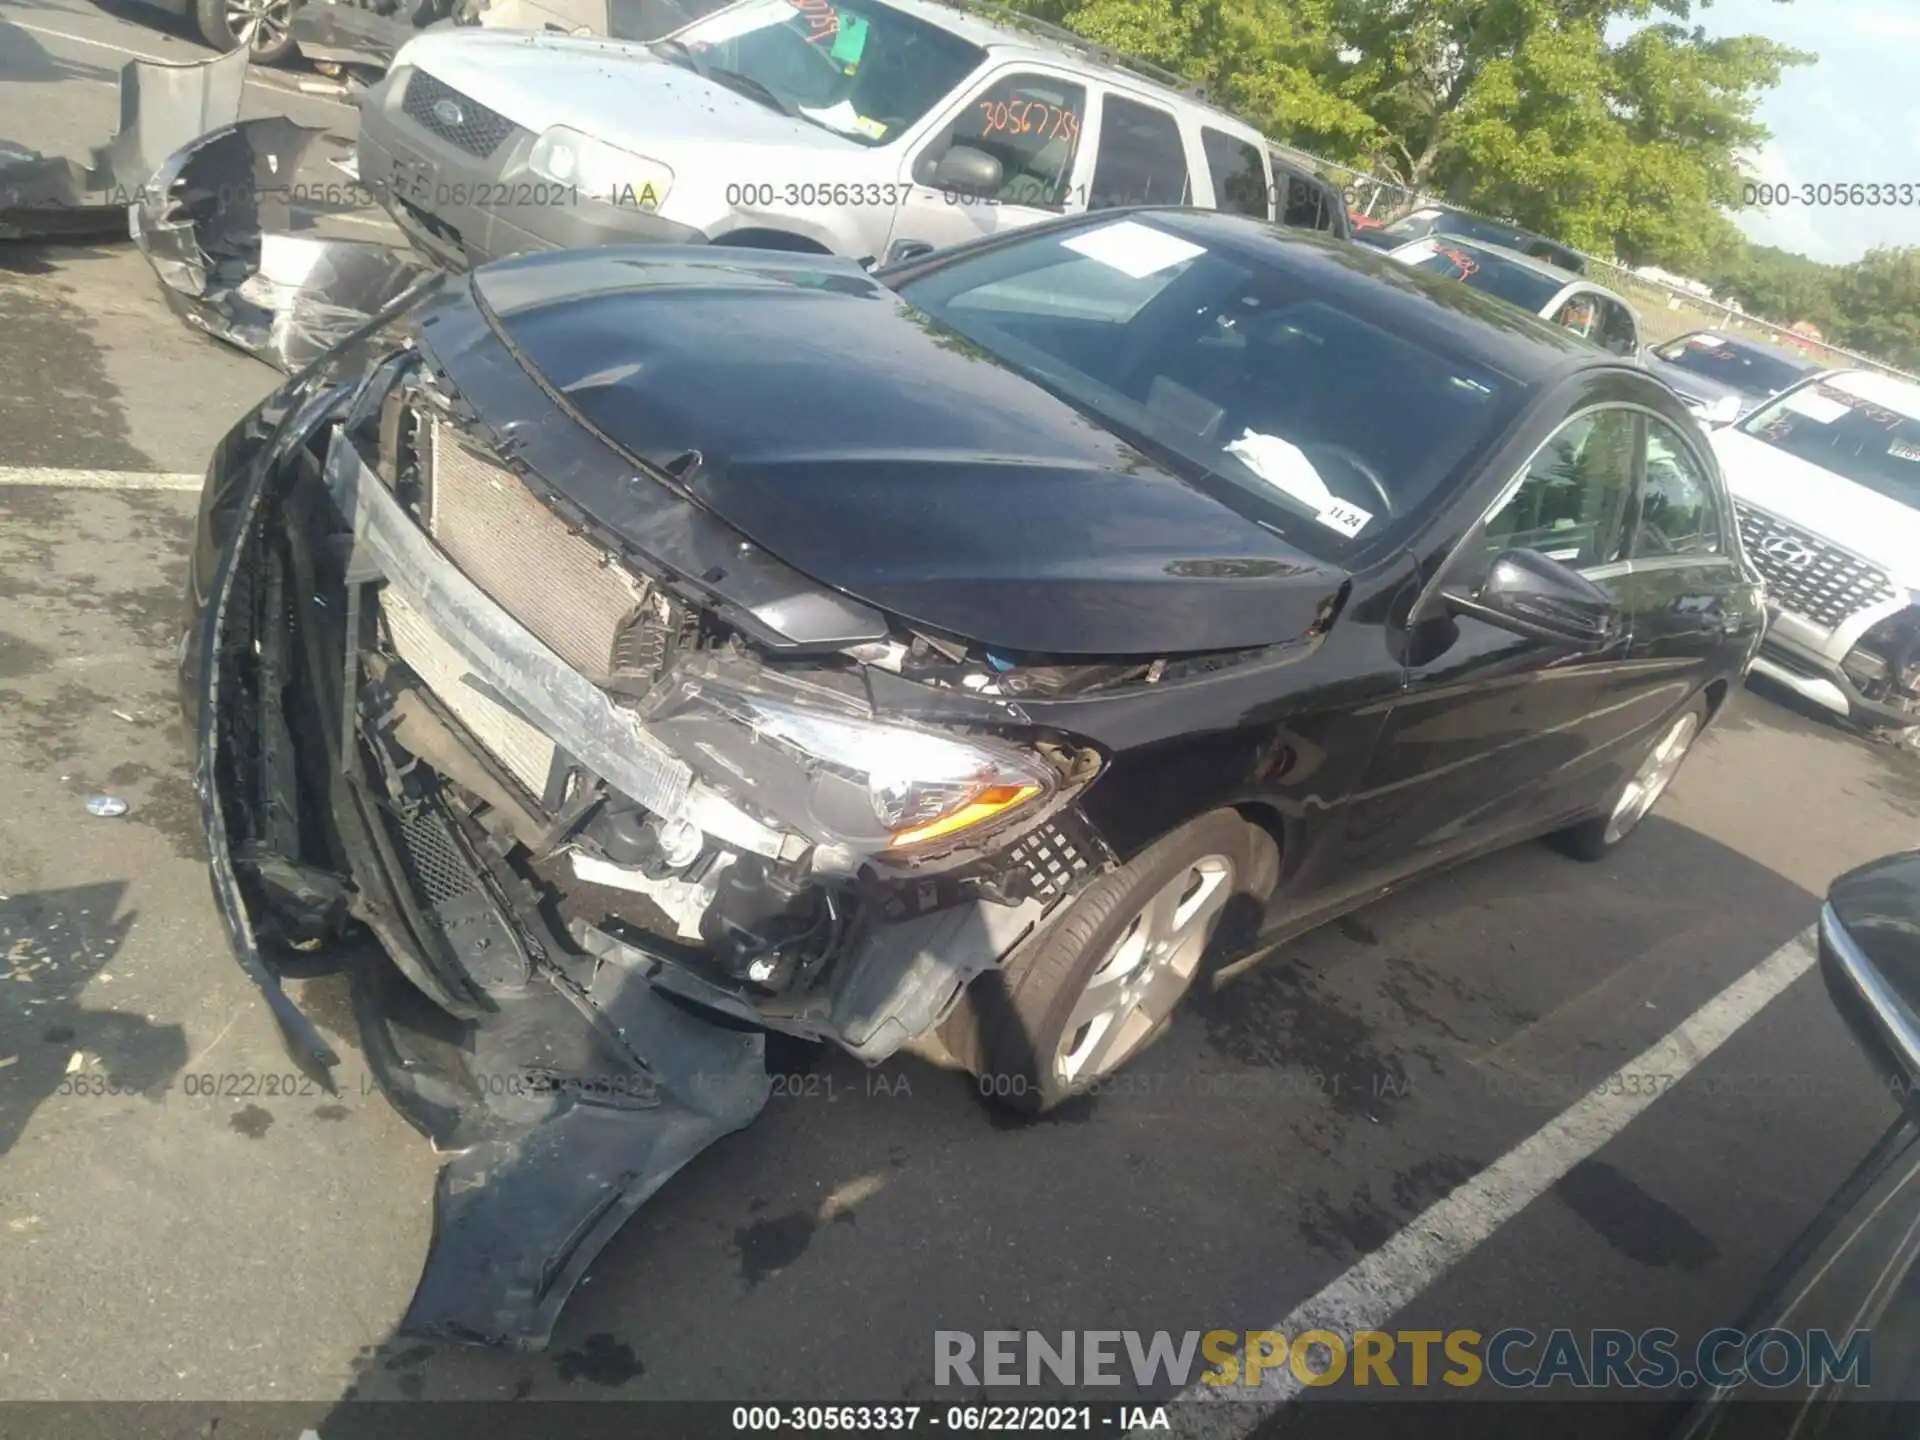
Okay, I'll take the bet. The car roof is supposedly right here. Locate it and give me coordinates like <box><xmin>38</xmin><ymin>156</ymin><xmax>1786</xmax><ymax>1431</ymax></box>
<box><xmin>1671</xmin><ymin>330</ymin><xmax>1826</xmax><ymax>369</ymax></box>
<box><xmin>1110</xmin><ymin>209</ymin><xmax>1621</xmax><ymax>387</ymax></box>
<box><xmin>877</xmin><ymin>0</ymin><xmax>1261</xmax><ymax>136</ymax></box>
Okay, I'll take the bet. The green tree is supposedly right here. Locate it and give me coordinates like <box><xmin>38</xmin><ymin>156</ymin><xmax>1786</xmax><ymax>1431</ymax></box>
<box><xmin>1017</xmin><ymin>0</ymin><xmax>1812</xmax><ymax>273</ymax></box>
<box><xmin>1703</xmin><ymin>243</ymin><xmax>1839</xmax><ymax>329</ymax></box>
<box><xmin>1831</xmin><ymin>248</ymin><xmax>1920</xmax><ymax>371</ymax></box>
<box><xmin>1030</xmin><ymin>0</ymin><xmax>1378</xmax><ymax>148</ymax></box>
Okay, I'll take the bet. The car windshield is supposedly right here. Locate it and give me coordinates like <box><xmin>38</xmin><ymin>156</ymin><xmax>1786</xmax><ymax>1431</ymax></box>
<box><xmin>1738</xmin><ymin>374</ymin><xmax>1920</xmax><ymax>508</ymax></box>
<box><xmin>1652</xmin><ymin>334</ymin><xmax>1815</xmax><ymax>398</ymax></box>
<box><xmin>893</xmin><ymin>216</ymin><xmax>1520</xmax><ymax>558</ymax></box>
<box><xmin>661</xmin><ymin>0</ymin><xmax>985</xmax><ymax>145</ymax></box>
<box><xmin>1391</xmin><ymin>238</ymin><xmax>1566</xmax><ymax>314</ymax></box>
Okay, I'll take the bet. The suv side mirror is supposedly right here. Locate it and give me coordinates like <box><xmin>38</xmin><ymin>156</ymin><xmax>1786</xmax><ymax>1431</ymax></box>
<box><xmin>931</xmin><ymin>145</ymin><xmax>1002</xmax><ymax>196</ymax></box>
<box><xmin>1442</xmin><ymin>548</ymin><xmax>1622</xmax><ymax>650</ymax></box>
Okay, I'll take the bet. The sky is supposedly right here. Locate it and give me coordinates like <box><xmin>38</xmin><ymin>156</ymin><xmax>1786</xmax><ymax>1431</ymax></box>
<box><xmin>1683</xmin><ymin>0</ymin><xmax>1920</xmax><ymax>265</ymax></box>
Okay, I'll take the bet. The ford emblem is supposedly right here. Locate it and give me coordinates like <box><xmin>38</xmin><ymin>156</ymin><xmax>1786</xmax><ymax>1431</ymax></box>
<box><xmin>431</xmin><ymin>97</ymin><xmax>466</xmax><ymax>128</ymax></box>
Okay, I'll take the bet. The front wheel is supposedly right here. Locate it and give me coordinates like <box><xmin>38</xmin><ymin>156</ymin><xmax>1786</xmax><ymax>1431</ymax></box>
<box><xmin>1555</xmin><ymin>696</ymin><xmax>1708</xmax><ymax>862</ymax></box>
<box><xmin>196</xmin><ymin>0</ymin><xmax>299</xmax><ymax>65</ymax></box>
<box><xmin>942</xmin><ymin>810</ymin><xmax>1274</xmax><ymax>1115</ymax></box>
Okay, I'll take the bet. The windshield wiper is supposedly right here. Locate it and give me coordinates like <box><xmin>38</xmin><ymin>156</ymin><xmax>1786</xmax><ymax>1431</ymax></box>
<box><xmin>706</xmin><ymin>66</ymin><xmax>797</xmax><ymax>117</ymax></box>
<box><xmin>649</xmin><ymin>38</ymin><xmax>709</xmax><ymax>76</ymax></box>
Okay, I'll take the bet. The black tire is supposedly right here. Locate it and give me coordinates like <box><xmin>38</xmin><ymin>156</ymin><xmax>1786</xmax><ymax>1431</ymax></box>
<box><xmin>1554</xmin><ymin>694</ymin><xmax>1710</xmax><ymax>862</ymax></box>
<box><xmin>941</xmin><ymin>810</ymin><xmax>1271</xmax><ymax>1115</ymax></box>
<box><xmin>195</xmin><ymin>0</ymin><xmax>299</xmax><ymax>66</ymax></box>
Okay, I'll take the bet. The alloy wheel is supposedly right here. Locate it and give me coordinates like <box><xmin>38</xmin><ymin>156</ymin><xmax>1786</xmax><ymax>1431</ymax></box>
<box><xmin>1054</xmin><ymin>853</ymin><xmax>1235</xmax><ymax>1086</ymax></box>
<box><xmin>226</xmin><ymin>0</ymin><xmax>293</xmax><ymax>55</ymax></box>
<box><xmin>1604</xmin><ymin>710</ymin><xmax>1701</xmax><ymax>845</ymax></box>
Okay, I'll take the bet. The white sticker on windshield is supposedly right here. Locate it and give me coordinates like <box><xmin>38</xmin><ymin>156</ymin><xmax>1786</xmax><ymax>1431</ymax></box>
<box><xmin>1316</xmin><ymin>499</ymin><xmax>1374</xmax><ymax>538</ymax></box>
<box><xmin>1225</xmin><ymin>429</ymin><xmax>1334</xmax><ymax>510</ymax></box>
<box><xmin>1781</xmin><ymin>388</ymin><xmax>1853</xmax><ymax>425</ymax></box>
<box><xmin>1892</xmin><ymin>440</ymin><xmax>1920</xmax><ymax>463</ymax></box>
<box><xmin>1687</xmin><ymin>334</ymin><xmax>1728</xmax><ymax>349</ymax></box>
<box><xmin>1062</xmin><ymin>221</ymin><xmax>1205</xmax><ymax>280</ymax></box>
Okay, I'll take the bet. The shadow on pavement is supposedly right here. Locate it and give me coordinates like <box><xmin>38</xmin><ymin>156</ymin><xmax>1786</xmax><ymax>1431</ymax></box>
<box><xmin>0</xmin><ymin>881</ymin><xmax>188</xmax><ymax>1161</ymax></box>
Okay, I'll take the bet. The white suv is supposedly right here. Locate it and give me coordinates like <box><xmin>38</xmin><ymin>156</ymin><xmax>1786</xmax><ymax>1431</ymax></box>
<box><xmin>355</xmin><ymin>0</ymin><xmax>1295</xmax><ymax>268</ymax></box>
<box><xmin>1711</xmin><ymin>368</ymin><xmax>1920</xmax><ymax>736</ymax></box>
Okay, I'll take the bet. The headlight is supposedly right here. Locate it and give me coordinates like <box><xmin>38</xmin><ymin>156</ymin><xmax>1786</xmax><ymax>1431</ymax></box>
<box><xmin>528</xmin><ymin>128</ymin><xmax>673</xmax><ymax>210</ymax></box>
<box><xmin>641</xmin><ymin>667</ymin><xmax>1070</xmax><ymax>857</ymax></box>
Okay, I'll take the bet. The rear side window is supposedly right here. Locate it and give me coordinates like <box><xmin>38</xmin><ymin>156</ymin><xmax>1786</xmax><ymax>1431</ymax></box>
<box><xmin>1200</xmin><ymin>127</ymin><xmax>1269</xmax><ymax>219</ymax></box>
<box><xmin>1274</xmin><ymin>167</ymin><xmax>1340</xmax><ymax>232</ymax></box>
<box><xmin>922</xmin><ymin>73</ymin><xmax>1087</xmax><ymax>210</ymax></box>
<box><xmin>1088</xmin><ymin>95</ymin><xmax>1190</xmax><ymax>209</ymax></box>
<box><xmin>1596</xmin><ymin>298</ymin><xmax>1639</xmax><ymax>357</ymax></box>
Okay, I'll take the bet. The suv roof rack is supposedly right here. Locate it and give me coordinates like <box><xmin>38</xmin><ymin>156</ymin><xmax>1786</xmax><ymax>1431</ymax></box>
<box><xmin>928</xmin><ymin>0</ymin><xmax>1212</xmax><ymax>100</ymax></box>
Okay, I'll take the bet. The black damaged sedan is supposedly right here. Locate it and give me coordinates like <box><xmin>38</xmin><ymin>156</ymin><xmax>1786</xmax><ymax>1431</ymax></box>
<box><xmin>180</xmin><ymin>208</ymin><xmax>1765</xmax><ymax>1348</ymax></box>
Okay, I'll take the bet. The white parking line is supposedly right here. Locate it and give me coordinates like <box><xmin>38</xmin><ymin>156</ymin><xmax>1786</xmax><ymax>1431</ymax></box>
<box><xmin>6</xmin><ymin>20</ymin><xmax>352</xmax><ymax>106</ymax></box>
<box><xmin>1170</xmin><ymin>928</ymin><xmax>1819</xmax><ymax>1436</ymax></box>
<box><xmin>0</xmin><ymin>467</ymin><xmax>201</xmax><ymax>491</ymax></box>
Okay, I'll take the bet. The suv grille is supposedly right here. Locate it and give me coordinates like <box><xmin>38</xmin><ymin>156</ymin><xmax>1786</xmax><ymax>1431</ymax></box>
<box><xmin>1736</xmin><ymin>503</ymin><xmax>1898</xmax><ymax>631</ymax></box>
<box><xmin>401</xmin><ymin>71</ymin><xmax>514</xmax><ymax>159</ymax></box>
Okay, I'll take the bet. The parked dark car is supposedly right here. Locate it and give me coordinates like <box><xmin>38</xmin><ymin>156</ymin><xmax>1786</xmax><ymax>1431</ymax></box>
<box><xmin>179</xmin><ymin>208</ymin><xmax>1764</xmax><ymax>1350</ymax></box>
<box><xmin>1677</xmin><ymin>850</ymin><xmax>1920</xmax><ymax>1437</ymax></box>
<box><xmin>1643</xmin><ymin>330</ymin><xmax>1826</xmax><ymax>426</ymax></box>
<box><xmin>1355</xmin><ymin>201</ymin><xmax>1587</xmax><ymax>274</ymax></box>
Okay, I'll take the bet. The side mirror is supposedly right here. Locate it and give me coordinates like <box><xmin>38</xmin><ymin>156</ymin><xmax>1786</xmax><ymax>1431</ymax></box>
<box><xmin>1442</xmin><ymin>548</ymin><xmax>1622</xmax><ymax>650</ymax></box>
<box><xmin>882</xmin><ymin>238</ymin><xmax>935</xmax><ymax>266</ymax></box>
<box><xmin>930</xmin><ymin>145</ymin><xmax>1002</xmax><ymax>196</ymax></box>
<box><xmin>1822</xmin><ymin>852</ymin><xmax>1920</xmax><ymax>1118</ymax></box>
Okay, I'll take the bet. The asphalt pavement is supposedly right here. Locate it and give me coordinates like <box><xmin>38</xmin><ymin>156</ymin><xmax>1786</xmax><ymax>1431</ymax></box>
<box><xmin>4</xmin><ymin>6</ymin><xmax>1920</xmax><ymax>1430</ymax></box>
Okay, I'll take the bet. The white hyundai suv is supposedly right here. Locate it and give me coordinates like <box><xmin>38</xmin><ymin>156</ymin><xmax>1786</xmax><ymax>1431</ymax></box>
<box><xmin>1711</xmin><ymin>368</ymin><xmax>1920</xmax><ymax>738</ymax></box>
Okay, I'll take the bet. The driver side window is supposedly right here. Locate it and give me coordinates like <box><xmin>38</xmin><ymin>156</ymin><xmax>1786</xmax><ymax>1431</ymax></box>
<box><xmin>916</xmin><ymin>73</ymin><xmax>1087</xmax><ymax>210</ymax></box>
<box><xmin>1478</xmin><ymin>409</ymin><xmax>1639</xmax><ymax>574</ymax></box>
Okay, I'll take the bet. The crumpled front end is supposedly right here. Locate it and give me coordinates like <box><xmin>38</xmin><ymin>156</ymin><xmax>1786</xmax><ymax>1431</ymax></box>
<box><xmin>186</xmin><ymin>296</ymin><xmax>1114</xmax><ymax>1347</ymax></box>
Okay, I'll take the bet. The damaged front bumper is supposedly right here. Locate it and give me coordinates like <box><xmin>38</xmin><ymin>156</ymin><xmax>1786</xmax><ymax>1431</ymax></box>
<box><xmin>2</xmin><ymin>47</ymin><xmax>250</xmax><ymax>243</ymax></box>
<box><xmin>132</xmin><ymin>118</ymin><xmax>434</xmax><ymax>375</ymax></box>
<box><xmin>186</xmin><ymin>314</ymin><xmax>1109</xmax><ymax>1347</ymax></box>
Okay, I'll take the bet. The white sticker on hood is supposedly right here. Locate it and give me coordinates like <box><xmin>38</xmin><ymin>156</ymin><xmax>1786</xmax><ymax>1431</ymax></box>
<box><xmin>1062</xmin><ymin>221</ymin><xmax>1205</xmax><ymax>279</ymax></box>
<box><xmin>1781</xmin><ymin>388</ymin><xmax>1853</xmax><ymax>425</ymax></box>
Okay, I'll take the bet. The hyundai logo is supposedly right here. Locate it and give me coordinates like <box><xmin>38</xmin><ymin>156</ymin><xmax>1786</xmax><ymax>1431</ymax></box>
<box><xmin>431</xmin><ymin>98</ymin><xmax>466</xmax><ymax>128</ymax></box>
<box><xmin>1760</xmin><ymin>535</ymin><xmax>1818</xmax><ymax>570</ymax></box>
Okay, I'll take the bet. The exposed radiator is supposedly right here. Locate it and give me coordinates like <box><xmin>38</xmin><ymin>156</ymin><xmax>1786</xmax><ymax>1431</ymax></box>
<box><xmin>425</xmin><ymin>416</ymin><xmax>645</xmax><ymax>683</ymax></box>
<box><xmin>381</xmin><ymin>589</ymin><xmax>556</xmax><ymax>800</ymax></box>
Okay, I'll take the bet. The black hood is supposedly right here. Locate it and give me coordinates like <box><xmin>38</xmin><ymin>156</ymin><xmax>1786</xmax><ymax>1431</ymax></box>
<box><xmin>469</xmin><ymin>248</ymin><xmax>1344</xmax><ymax>657</ymax></box>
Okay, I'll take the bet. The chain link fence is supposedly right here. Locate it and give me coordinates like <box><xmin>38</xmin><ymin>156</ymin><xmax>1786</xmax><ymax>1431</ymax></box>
<box><xmin>1269</xmin><ymin>142</ymin><xmax>1920</xmax><ymax>384</ymax></box>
